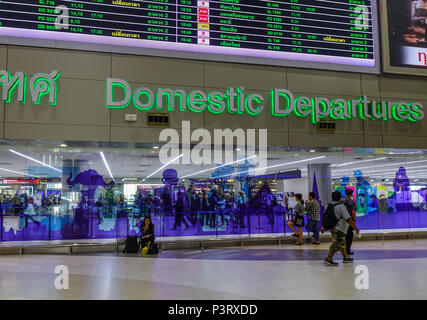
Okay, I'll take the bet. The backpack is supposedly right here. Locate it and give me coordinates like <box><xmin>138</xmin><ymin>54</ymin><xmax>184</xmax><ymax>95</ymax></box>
<box><xmin>123</xmin><ymin>236</ymin><xmax>139</xmax><ymax>253</ymax></box>
<box><xmin>322</xmin><ymin>203</ymin><xmax>341</xmax><ymax>230</ymax></box>
<box><xmin>149</xmin><ymin>243</ymin><xmax>159</xmax><ymax>255</ymax></box>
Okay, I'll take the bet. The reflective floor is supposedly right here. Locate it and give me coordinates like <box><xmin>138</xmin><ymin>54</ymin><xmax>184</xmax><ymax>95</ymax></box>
<box><xmin>0</xmin><ymin>239</ymin><xmax>426</xmax><ymax>300</ymax></box>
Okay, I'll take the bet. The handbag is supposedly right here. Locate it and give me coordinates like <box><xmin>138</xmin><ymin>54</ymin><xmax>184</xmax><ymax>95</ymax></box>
<box><xmin>141</xmin><ymin>241</ymin><xmax>151</xmax><ymax>255</ymax></box>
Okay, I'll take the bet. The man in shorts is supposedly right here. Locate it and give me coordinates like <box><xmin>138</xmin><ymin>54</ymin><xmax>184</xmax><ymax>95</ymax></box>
<box><xmin>323</xmin><ymin>191</ymin><xmax>360</xmax><ymax>266</ymax></box>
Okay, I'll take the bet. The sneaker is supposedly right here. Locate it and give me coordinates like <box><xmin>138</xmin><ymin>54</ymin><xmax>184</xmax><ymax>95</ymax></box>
<box><xmin>348</xmin><ymin>251</ymin><xmax>354</xmax><ymax>255</ymax></box>
<box><xmin>323</xmin><ymin>258</ymin><xmax>338</xmax><ymax>266</ymax></box>
<box><xmin>343</xmin><ymin>258</ymin><xmax>354</xmax><ymax>263</ymax></box>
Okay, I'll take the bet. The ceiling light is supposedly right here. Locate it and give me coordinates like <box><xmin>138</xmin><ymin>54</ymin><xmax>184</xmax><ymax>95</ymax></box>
<box><xmin>100</xmin><ymin>152</ymin><xmax>114</xmax><ymax>182</ymax></box>
<box><xmin>153</xmin><ymin>146</ymin><xmax>159</xmax><ymax>149</ymax></box>
<box><xmin>60</xmin><ymin>144</ymin><xmax>68</xmax><ymax>147</ymax></box>
<box><xmin>9</xmin><ymin>149</ymin><xmax>62</xmax><ymax>173</ymax></box>
<box><xmin>332</xmin><ymin>157</ymin><xmax>388</xmax><ymax>167</ymax></box>
<box><xmin>332</xmin><ymin>159</ymin><xmax>427</xmax><ymax>172</ymax></box>
<box><xmin>180</xmin><ymin>155</ymin><xmax>258</xmax><ymax>179</ymax></box>
<box><xmin>214</xmin><ymin>156</ymin><xmax>326</xmax><ymax>179</ymax></box>
<box><xmin>0</xmin><ymin>167</ymin><xmax>40</xmax><ymax>178</ymax></box>
<box><xmin>144</xmin><ymin>154</ymin><xmax>183</xmax><ymax>180</ymax></box>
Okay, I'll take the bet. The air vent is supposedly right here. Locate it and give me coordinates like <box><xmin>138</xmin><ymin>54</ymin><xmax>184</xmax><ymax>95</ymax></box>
<box><xmin>316</xmin><ymin>121</ymin><xmax>336</xmax><ymax>132</ymax></box>
<box><xmin>147</xmin><ymin>113</ymin><xmax>169</xmax><ymax>126</ymax></box>
<box><xmin>141</xmin><ymin>155</ymin><xmax>159</xmax><ymax>159</ymax></box>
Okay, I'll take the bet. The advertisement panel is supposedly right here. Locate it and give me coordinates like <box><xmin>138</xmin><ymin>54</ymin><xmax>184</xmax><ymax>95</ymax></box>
<box><xmin>382</xmin><ymin>0</ymin><xmax>427</xmax><ymax>75</ymax></box>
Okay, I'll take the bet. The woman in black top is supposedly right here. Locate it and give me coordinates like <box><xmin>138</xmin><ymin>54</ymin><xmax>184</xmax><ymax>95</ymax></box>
<box><xmin>286</xmin><ymin>193</ymin><xmax>305</xmax><ymax>245</ymax></box>
<box><xmin>140</xmin><ymin>216</ymin><xmax>155</xmax><ymax>249</ymax></box>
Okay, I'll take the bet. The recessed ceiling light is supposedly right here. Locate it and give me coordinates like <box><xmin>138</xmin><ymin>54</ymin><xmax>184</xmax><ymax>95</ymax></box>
<box><xmin>309</xmin><ymin>150</ymin><xmax>316</xmax><ymax>153</ymax></box>
<box><xmin>153</xmin><ymin>146</ymin><xmax>159</xmax><ymax>149</ymax></box>
<box><xmin>60</xmin><ymin>144</ymin><xmax>68</xmax><ymax>147</ymax></box>
<box><xmin>235</xmin><ymin>148</ymin><xmax>242</xmax><ymax>151</ymax></box>
<box><xmin>9</xmin><ymin>149</ymin><xmax>62</xmax><ymax>173</ymax></box>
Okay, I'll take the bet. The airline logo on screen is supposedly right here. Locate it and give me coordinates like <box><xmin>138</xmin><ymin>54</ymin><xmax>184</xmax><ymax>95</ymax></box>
<box><xmin>106</xmin><ymin>79</ymin><xmax>425</xmax><ymax>123</ymax></box>
<box><xmin>0</xmin><ymin>70</ymin><xmax>60</xmax><ymax>106</ymax></box>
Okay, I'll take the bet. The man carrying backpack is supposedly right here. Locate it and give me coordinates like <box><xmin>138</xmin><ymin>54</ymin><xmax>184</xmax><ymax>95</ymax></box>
<box><xmin>321</xmin><ymin>191</ymin><xmax>359</xmax><ymax>266</ymax></box>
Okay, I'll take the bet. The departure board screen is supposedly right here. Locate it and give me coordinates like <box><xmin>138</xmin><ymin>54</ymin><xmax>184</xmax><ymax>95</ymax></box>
<box><xmin>0</xmin><ymin>0</ymin><xmax>378</xmax><ymax>71</ymax></box>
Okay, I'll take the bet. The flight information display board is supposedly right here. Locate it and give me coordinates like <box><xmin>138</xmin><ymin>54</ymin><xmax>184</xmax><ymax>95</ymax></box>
<box><xmin>0</xmin><ymin>0</ymin><xmax>379</xmax><ymax>72</ymax></box>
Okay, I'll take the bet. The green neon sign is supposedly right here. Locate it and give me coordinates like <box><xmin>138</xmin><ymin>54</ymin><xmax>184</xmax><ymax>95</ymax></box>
<box><xmin>0</xmin><ymin>70</ymin><xmax>60</xmax><ymax>106</ymax></box>
<box><xmin>105</xmin><ymin>79</ymin><xmax>425</xmax><ymax>123</ymax></box>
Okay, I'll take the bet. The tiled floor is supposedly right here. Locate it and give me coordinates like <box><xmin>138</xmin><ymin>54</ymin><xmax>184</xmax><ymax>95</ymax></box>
<box><xmin>0</xmin><ymin>239</ymin><xmax>427</xmax><ymax>300</ymax></box>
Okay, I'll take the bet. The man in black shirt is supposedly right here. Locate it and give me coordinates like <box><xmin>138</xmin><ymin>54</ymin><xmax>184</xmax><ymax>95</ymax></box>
<box><xmin>343</xmin><ymin>189</ymin><xmax>357</xmax><ymax>255</ymax></box>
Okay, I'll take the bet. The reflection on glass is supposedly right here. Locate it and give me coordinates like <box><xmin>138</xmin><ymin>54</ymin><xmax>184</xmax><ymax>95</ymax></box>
<box><xmin>0</xmin><ymin>146</ymin><xmax>426</xmax><ymax>242</ymax></box>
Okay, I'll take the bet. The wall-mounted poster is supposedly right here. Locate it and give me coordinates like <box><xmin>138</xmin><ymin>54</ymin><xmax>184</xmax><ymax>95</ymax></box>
<box><xmin>367</xmin><ymin>186</ymin><xmax>378</xmax><ymax>213</ymax></box>
<box><xmin>356</xmin><ymin>186</ymin><xmax>368</xmax><ymax>216</ymax></box>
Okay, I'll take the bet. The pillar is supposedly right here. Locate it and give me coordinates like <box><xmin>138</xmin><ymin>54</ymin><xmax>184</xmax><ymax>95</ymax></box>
<box><xmin>307</xmin><ymin>163</ymin><xmax>332</xmax><ymax>210</ymax></box>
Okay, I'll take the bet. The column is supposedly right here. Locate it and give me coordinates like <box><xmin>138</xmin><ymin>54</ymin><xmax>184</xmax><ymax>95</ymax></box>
<box><xmin>307</xmin><ymin>163</ymin><xmax>332</xmax><ymax>211</ymax></box>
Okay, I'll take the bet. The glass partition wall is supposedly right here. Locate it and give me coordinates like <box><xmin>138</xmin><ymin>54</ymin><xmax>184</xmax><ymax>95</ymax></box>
<box><xmin>0</xmin><ymin>142</ymin><xmax>426</xmax><ymax>242</ymax></box>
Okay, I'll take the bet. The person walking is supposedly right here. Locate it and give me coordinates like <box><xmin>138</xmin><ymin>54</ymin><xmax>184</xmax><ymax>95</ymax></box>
<box><xmin>237</xmin><ymin>192</ymin><xmax>246</xmax><ymax>229</ymax></box>
<box><xmin>201</xmin><ymin>191</ymin><xmax>209</xmax><ymax>227</ymax></box>
<box><xmin>322</xmin><ymin>191</ymin><xmax>359</xmax><ymax>266</ymax></box>
<box><xmin>172</xmin><ymin>189</ymin><xmax>189</xmax><ymax>230</ymax></box>
<box><xmin>343</xmin><ymin>189</ymin><xmax>357</xmax><ymax>255</ymax></box>
<box><xmin>305</xmin><ymin>192</ymin><xmax>321</xmax><ymax>245</ymax></box>
<box><xmin>287</xmin><ymin>192</ymin><xmax>297</xmax><ymax>220</ymax></box>
<box><xmin>287</xmin><ymin>193</ymin><xmax>305</xmax><ymax>245</ymax></box>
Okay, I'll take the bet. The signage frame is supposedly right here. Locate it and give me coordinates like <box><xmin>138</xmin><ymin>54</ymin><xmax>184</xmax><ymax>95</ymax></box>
<box><xmin>0</xmin><ymin>1</ymin><xmax>381</xmax><ymax>74</ymax></box>
<box><xmin>381</xmin><ymin>0</ymin><xmax>427</xmax><ymax>76</ymax></box>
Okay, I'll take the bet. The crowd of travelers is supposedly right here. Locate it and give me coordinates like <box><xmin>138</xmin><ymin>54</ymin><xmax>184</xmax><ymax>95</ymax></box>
<box><xmin>123</xmin><ymin>184</ymin><xmax>362</xmax><ymax>266</ymax></box>
<box><xmin>0</xmin><ymin>192</ymin><xmax>61</xmax><ymax>215</ymax></box>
